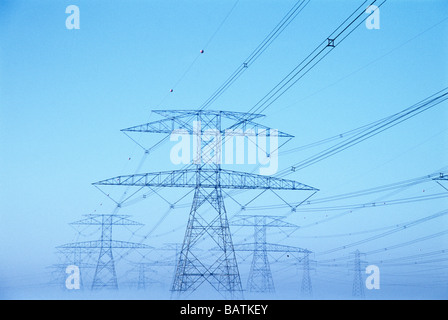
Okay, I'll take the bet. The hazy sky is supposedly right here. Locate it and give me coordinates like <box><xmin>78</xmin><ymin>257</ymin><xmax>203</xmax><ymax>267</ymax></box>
<box><xmin>1</xmin><ymin>0</ymin><xmax>447</xmax><ymax>299</ymax></box>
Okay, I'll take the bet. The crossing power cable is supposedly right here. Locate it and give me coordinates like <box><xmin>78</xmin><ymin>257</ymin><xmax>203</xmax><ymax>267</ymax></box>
<box><xmin>199</xmin><ymin>0</ymin><xmax>311</xmax><ymax>111</ymax></box>
<box><xmin>245</xmin><ymin>0</ymin><xmax>386</xmax><ymax>116</ymax></box>
<box><xmin>316</xmin><ymin>208</ymin><xmax>448</xmax><ymax>256</ymax></box>
<box><xmin>275</xmin><ymin>86</ymin><xmax>448</xmax><ymax>176</ymax></box>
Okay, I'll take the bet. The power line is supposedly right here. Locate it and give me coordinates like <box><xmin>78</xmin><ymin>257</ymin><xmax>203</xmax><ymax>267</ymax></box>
<box><xmin>317</xmin><ymin>209</ymin><xmax>448</xmax><ymax>256</ymax></box>
<box><xmin>246</xmin><ymin>0</ymin><xmax>386</xmax><ymax>116</ymax></box>
<box><xmin>276</xmin><ymin>86</ymin><xmax>448</xmax><ymax>175</ymax></box>
<box><xmin>199</xmin><ymin>0</ymin><xmax>311</xmax><ymax>110</ymax></box>
<box><xmin>156</xmin><ymin>0</ymin><xmax>241</xmax><ymax>107</ymax></box>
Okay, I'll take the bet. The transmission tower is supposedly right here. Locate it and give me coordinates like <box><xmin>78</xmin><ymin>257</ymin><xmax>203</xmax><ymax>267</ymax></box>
<box><xmin>230</xmin><ymin>215</ymin><xmax>310</xmax><ymax>294</ymax></box>
<box><xmin>127</xmin><ymin>244</ymin><xmax>181</xmax><ymax>290</ymax></box>
<box><xmin>301</xmin><ymin>250</ymin><xmax>313</xmax><ymax>297</ymax></box>
<box><xmin>123</xmin><ymin>262</ymin><xmax>160</xmax><ymax>290</ymax></box>
<box><xmin>137</xmin><ymin>263</ymin><xmax>149</xmax><ymax>290</ymax></box>
<box><xmin>53</xmin><ymin>247</ymin><xmax>97</xmax><ymax>290</ymax></box>
<box><xmin>48</xmin><ymin>263</ymin><xmax>73</xmax><ymax>290</ymax></box>
<box><xmin>351</xmin><ymin>249</ymin><xmax>366</xmax><ymax>299</ymax></box>
<box><xmin>58</xmin><ymin>214</ymin><xmax>151</xmax><ymax>290</ymax></box>
<box><xmin>93</xmin><ymin>110</ymin><xmax>318</xmax><ymax>298</ymax></box>
<box><xmin>158</xmin><ymin>243</ymin><xmax>183</xmax><ymax>290</ymax></box>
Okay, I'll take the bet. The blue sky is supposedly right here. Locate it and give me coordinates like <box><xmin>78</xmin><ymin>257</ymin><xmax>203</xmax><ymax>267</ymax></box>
<box><xmin>1</xmin><ymin>0</ymin><xmax>448</xmax><ymax>299</ymax></box>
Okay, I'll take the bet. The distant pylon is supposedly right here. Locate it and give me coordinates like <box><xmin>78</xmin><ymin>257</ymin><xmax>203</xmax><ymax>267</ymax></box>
<box><xmin>59</xmin><ymin>214</ymin><xmax>151</xmax><ymax>290</ymax></box>
<box><xmin>55</xmin><ymin>247</ymin><xmax>96</xmax><ymax>290</ymax></box>
<box><xmin>352</xmin><ymin>249</ymin><xmax>366</xmax><ymax>299</ymax></box>
<box><xmin>158</xmin><ymin>243</ymin><xmax>183</xmax><ymax>292</ymax></box>
<box><xmin>47</xmin><ymin>263</ymin><xmax>71</xmax><ymax>290</ymax></box>
<box><xmin>133</xmin><ymin>263</ymin><xmax>160</xmax><ymax>290</ymax></box>
<box><xmin>230</xmin><ymin>215</ymin><xmax>309</xmax><ymax>294</ymax></box>
<box><xmin>137</xmin><ymin>263</ymin><xmax>147</xmax><ymax>290</ymax></box>
<box><xmin>93</xmin><ymin>214</ymin><xmax>118</xmax><ymax>290</ymax></box>
<box><xmin>123</xmin><ymin>260</ymin><xmax>173</xmax><ymax>290</ymax></box>
<box><xmin>301</xmin><ymin>250</ymin><xmax>312</xmax><ymax>296</ymax></box>
<box><xmin>247</xmin><ymin>217</ymin><xmax>275</xmax><ymax>293</ymax></box>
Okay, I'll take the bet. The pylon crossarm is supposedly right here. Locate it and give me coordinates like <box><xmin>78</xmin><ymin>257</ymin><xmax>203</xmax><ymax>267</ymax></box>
<box><xmin>230</xmin><ymin>215</ymin><xmax>299</xmax><ymax>228</ymax></box>
<box><xmin>225</xmin><ymin>119</ymin><xmax>294</xmax><ymax>138</ymax></box>
<box><xmin>129</xmin><ymin>261</ymin><xmax>175</xmax><ymax>267</ymax></box>
<box><xmin>122</xmin><ymin>118</ymin><xmax>293</xmax><ymax>138</ymax></box>
<box><xmin>121</xmin><ymin>110</ymin><xmax>294</xmax><ymax>138</ymax></box>
<box><xmin>121</xmin><ymin>110</ymin><xmax>264</xmax><ymax>134</ymax></box>
<box><xmin>70</xmin><ymin>214</ymin><xmax>143</xmax><ymax>226</ymax></box>
<box><xmin>152</xmin><ymin>110</ymin><xmax>265</xmax><ymax>123</ymax></box>
<box><xmin>51</xmin><ymin>263</ymin><xmax>97</xmax><ymax>268</ymax></box>
<box><xmin>121</xmin><ymin>117</ymin><xmax>191</xmax><ymax>134</ymax></box>
<box><xmin>93</xmin><ymin>169</ymin><xmax>318</xmax><ymax>191</ymax></box>
<box><xmin>58</xmin><ymin>240</ymin><xmax>152</xmax><ymax>249</ymax></box>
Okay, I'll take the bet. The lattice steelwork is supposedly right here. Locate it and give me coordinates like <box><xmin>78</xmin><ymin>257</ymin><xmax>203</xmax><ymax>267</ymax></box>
<box><xmin>93</xmin><ymin>110</ymin><xmax>318</xmax><ymax>298</ymax></box>
<box><xmin>59</xmin><ymin>214</ymin><xmax>151</xmax><ymax>290</ymax></box>
<box><xmin>231</xmin><ymin>215</ymin><xmax>309</xmax><ymax>293</ymax></box>
<box><xmin>352</xmin><ymin>250</ymin><xmax>366</xmax><ymax>299</ymax></box>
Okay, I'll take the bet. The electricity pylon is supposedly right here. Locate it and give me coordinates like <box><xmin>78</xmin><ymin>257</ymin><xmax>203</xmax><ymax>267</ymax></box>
<box><xmin>52</xmin><ymin>247</ymin><xmax>97</xmax><ymax>290</ymax></box>
<box><xmin>93</xmin><ymin>110</ymin><xmax>318</xmax><ymax>298</ymax></box>
<box><xmin>126</xmin><ymin>244</ymin><xmax>181</xmax><ymax>290</ymax></box>
<box><xmin>300</xmin><ymin>250</ymin><xmax>313</xmax><ymax>297</ymax></box>
<box><xmin>351</xmin><ymin>250</ymin><xmax>367</xmax><ymax>299</ymax></box>
<box><xmin>159</xmin><ymin>243</ymin><xmax>183</xmax><ymax>291</ymax></box>
<box><xmin>230</xmin><ymin>215</ymin><xmax>309</xmax><ymax>294</ymax></box>
<box><xmin>47</xmin><ymin>264</ymin><xmax>68</xmax><ymax>290</ymax></box>
<box><xmin>137</xmin><ymin>263</ymin><xmax>152</xmax><ymax>290</ymax></box>
<box><xmin>123</xmin><ymin>262</ymin><xmax>160</xmax><ymax>290</ymax></box>
<box><xmin>58</xmin><ymin>214</ymin><xmax>151</xmax><ymax>290</ymax></box>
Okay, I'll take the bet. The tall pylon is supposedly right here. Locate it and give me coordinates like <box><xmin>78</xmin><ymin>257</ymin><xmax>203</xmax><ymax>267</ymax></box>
<box><xmin>59</xmin><ymin>214</ymin><xmax>151</xmax><ymax>290</ymax></box>
<box><xmin>230</xmin><ymin>215</ymin><xmax>309</xmax><ymax>294</ymax></box>
<box><xmin>93</xmin><ymin>110</ymin><xmax>318</xmax><ymax>298</ymax></box>
<box><xmin>352</xmin><ymin>249</ymin><xmax>366</xmax><ymax>299</ymax></box>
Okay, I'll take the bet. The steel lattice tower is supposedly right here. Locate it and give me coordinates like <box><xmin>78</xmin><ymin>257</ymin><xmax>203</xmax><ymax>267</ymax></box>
<box><xmin>137</xmin><ymin>264</ymin><xmax>147</xmax><ymax>290</ymax></box>
<box><xmin>242</xmin><ymin>216</ymin><xmax>275</xmax><ymax>293</ymax></box>
<box><xmin>352</xmin><ymin>249</ymin><xmax>366</xmax><ymax>299</ymax></box>
<box><xmin>247</xmin><ymin>217</ymin><xmax>275</xmax><ymax>293</ymax></box>
<box><xmin>128</xmin><ymin>262</ymin><xmax>159</xmax><ymax>290</ymax></box>
<box><xmin>126</xmin><ymin>244</ymin><xmax>180</xmax><ymax>290</ymax></box>
<box><xmin>301</xmin><ymin>250</ymin><xmax>312</xmax><ymax>296</ymax></box>
<box><xmin>93</xmin><ymin>110</ymin><xmax>318</xmax><ymax>298</ymax></box>
<box><xmin>59</xmin><ymin>214</ymin><xmax>151</xmax><ymax>290</ymax></box>
<box><xmin>53</xmin><ymin>247</ymin><xmax>97</xmax><ymax>290</ymax></box>
<box><xmin>231</xmin><ymin>215</ymin><xmax>309</xmax><ymax>293</ymax></box>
